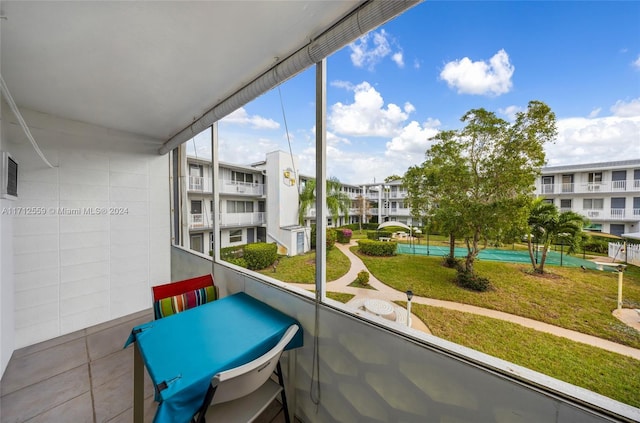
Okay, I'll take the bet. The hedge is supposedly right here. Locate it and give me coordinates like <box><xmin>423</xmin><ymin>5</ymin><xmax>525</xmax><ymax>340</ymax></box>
<box><xmin>336</xmin><ymin>228</ymin><xmax>352</xmax><ymax>243</ymax></box>
<box><xmin>311</xmin><ymin>225</ymin><xmax>337</xmax><ymax>250</ymax></box>
<box><xmin>366</xmin><ymin>230</ymin><xmax>392</xmax><ymax>240</ymax></box>
<box><xmin>357</xmin><ymin>239</ymin><xmax>397</xmax><ymax>256</ymax></box>
<box><xmin>243</xmin><ymin>242</ymin><xmax>278</xmax><ymax>270</ymax></box>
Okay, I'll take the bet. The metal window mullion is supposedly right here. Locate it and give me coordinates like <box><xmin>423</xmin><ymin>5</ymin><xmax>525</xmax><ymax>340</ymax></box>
<box><xmin>315</xmin><ymin>59</ymin><xmax>327</xmax><ymax>302</ymax></box>
<box><xmin>212</xmin><ymin>122</ymin><xmax>221</xmax><ymax>264</ymax></box>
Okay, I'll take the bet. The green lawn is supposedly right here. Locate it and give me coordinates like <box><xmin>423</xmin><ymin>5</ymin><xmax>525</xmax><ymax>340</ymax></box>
<box><xmin>356</xmin><ymin>249</ymin><xmax>640</xmax><ymax>349</ymax></box>
<box><xmin>256</xmin><ymin>246</ymin><xmax>350</xmax><ymax>283</ymax></box>
<box><xmin>411</xmin><ymin>303</ymin><xmax>640</xmax><ymax>407</ymax></box>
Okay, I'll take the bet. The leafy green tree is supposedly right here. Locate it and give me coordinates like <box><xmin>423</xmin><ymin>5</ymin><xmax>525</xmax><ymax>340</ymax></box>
<box><xmin>420</xmin><ymin>101</ymin><xmax>557</xmax><ymax>282</ymax></box>
<box><xmin>384</xmin><ymin>174</ymin><xmax>402</xmax><ymax>183</ymax></box>
<box><xmin>298</xmin><ymin>177</ymin><xmax>351</xmax><ymax>226</ymax></box>
<box><xmin>527</xmin><ymin>199</ymin><xmax>587</xmax><ymax>273</ymax></box>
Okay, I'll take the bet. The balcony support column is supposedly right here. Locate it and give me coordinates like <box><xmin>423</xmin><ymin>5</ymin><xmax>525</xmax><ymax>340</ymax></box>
<box><xmin>315</xmin><ymin>59</ymin><xmax>327</xmax><ymax>302</ymax></box>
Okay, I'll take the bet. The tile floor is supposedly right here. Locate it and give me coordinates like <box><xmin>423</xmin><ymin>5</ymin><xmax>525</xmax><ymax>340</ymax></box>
<box><xmin>0</xmin><ymin>309</ymin><xmax>294</xmax><ymax>423</ymax></box>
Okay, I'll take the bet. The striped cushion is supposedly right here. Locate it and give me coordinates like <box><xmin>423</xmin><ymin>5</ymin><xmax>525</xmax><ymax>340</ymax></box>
<box><xmin>154</xmin><ymin>285</ymin><xmax>216</xmax><ymax>318</ymax></box>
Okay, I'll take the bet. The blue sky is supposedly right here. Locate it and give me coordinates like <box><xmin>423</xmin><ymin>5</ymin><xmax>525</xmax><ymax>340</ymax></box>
<box><xmin>188</xmin><ymin>1</ymin><xmax>640</xmax><ymax>185</ymax></box>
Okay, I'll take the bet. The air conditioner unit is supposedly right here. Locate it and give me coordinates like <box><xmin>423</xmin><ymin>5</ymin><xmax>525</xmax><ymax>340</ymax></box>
<box><xmin>588</xmin><ymin>184</ymin><xmax>600</xmax><ymax>192</ymax></box>
<box><xmin>588</xmin><ymin>211</ymin><xmax>600</xmax><ymax>218</ymax></box>
<box><xmin>1</xmin><ymin>152</ymin><xmax>18</xmax><ymax>200</ymax></box>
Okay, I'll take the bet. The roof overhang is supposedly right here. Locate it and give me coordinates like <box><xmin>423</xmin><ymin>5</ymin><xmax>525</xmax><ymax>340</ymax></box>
<box><xmin>1</xmin><ymin>1</ymin><xmax>419</xmax><ymax>154</ymax></box>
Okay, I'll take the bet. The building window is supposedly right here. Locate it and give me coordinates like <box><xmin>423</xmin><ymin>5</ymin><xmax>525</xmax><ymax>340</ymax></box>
<box><xmin>227</xmin><ymin>200</ymin><xmax>254</xmax><ymax>213</ymax></box>
<box><xmin>229</xmin><ymin>229</ymin><xmax>242</xmax><ymax>243</ymax></box>
<box><xmin>231</xmin><ymin>171</ymin><xmax>253</xmax><ymax>183</ymax></box>
<box><xmin>561</xmin><ymin>174</ymin><xmax>574</xmax><ymax>192</ymax></box>
<box><xmin>583</xmin><ymin>198</ymin><xmax>603</xmax><ymax>209</ymax></box>
<box><xmin>542</xmin><ymin>198</ymin><xmax>554</xmax><ymax>205</ymax></box>
<box><xmin>190</xmin><ymin>234</ymin><xmax>203</xmax><ymax>253</ymax></box>
<box><xmin>189</xmin><ymin>164</ymin><xmax>203</xmax><ymax>177</ymax></box>
<box><xmin>560</xmin><ymin>199</ymin><xmax>572</xmax><ymax>209</ymax></box>
<box><xmin>587</xmin><ymin>172</ymin><xmax>602</xmax><ymax>183</ymax></box>
<box><xmin>191</xmin><ymin>200</ymin><xmax>202</xmax><ymax>214</ymax></box>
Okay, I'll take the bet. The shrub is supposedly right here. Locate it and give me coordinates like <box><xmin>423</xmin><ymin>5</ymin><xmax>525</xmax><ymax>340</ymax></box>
<box><xmin>225</xmin><ymin>257</ymin><xmax>248</xmax><ymax>268</ymax></box>
<box><xmin>366</xmin><ymin>230</ymin><xmax>392</xmax><ymax>240</ymax></box>
<box><xmin>311</xmin><ymin>225</ymin><xmax>337</xmax><ymax>250</ymax></box>
<box><xmin>456</xmin><ymin>271</ymin><xmax>491</xmax><ymax>292</ymax></box>
<box><xmin>337</xmin><ymin>228</ymin><xmax>353</xmax><ymax>243</ymax></box>
<box><xmin>327</xmin><ymin>229</ymin><xmax>338</xmax><ymax>250</ymax></box>
<box><xmin>243</xmin><ymin>242</ymin><xmax>277</xmax><ymax>270</ymax></box>
<box><xmin>355</xmin><ymin>270</ymin><xmax>369</xmax><ymax>286</ymax></box>
<box><xmin>220</xmin><ymin>245</ymin><xmax>244</xmax><ymax>260</ymax></box>
<box><xmin>442</xmin><ymin>254</ymin><xmax>460</xmax><ymax>270</ymax></box>
<box><xmin>582</xmin><ymin>238</ymin><xmax>609</xmax><ymax>254</ymax></box>
<box><xmin>357</xmin><ymin>239</ymin><xmax>397</xmax><ymax>256</ymax></box>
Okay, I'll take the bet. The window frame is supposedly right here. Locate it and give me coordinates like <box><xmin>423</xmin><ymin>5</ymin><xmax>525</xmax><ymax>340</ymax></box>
<box><xmin>229</xmin><ymin>229</ymin><xmax>243</xmax><ymax>243</ymax></box>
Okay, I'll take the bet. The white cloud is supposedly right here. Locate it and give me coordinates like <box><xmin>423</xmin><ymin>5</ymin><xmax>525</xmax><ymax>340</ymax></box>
<box><xmin>633</xmin><ymin>55</ymin><xmax>640</xmax><ymax>69</ymax></box>
<box><xmin>222</xmin><ymin>107</ymin><xmax>280</xmax><ymax>129</ymax></box>
<box><xmin>440</xmin><ymin>49</ymin><xmax>514</xmax><ymax>96</ymax></box>
<box><xmin>385</xmin><ymin>120</ymin><xmax>440</xmax><ymax>164</ymax></box>
<box><xmin>545</xmin><ymin>114</ymin><xmax>640</xmax><ymax>166</ymax></box>
<box><xmin>588</xmin><ymin>108</ymin><xmax>602</xmax><ymax>118</ymax></box>
<box><xmin>329</xmin><ymin>82</ymin><xmax>413</xmax><ymax>137</ymax></box>
<box><xmin>498</xmin><ymin>105</ymin><xmax>524</xmax><ymax>121</ymax></box>
<box><xmin>301</xmin><ymin>144</ymin><xmax>410</xmax><ymax>185</ymax></box>
<box><xmin>610</xmin><ymin>98</ymin><xmax>640</xmax><ymax>117</ymax></box>
<box><xmin>218</xmin><ymin>135</ymin><xmax>280</xmax><ymax>164</ymax></box>
<box><xmin>348</xmin><ymin>29</ymin><xmax>404</xmax><ymax>71</ymax></box>
<box><xmin>392</xmin><ymin>52</ymin><xmax>405</xmax><ymax>68</ymax></box>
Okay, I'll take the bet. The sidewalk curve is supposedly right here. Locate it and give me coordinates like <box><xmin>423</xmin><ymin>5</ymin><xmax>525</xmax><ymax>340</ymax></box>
<box><xmin>288</xmin><ymin>240</ymin><xmax>640</xmax><ymax>361</ymax></box>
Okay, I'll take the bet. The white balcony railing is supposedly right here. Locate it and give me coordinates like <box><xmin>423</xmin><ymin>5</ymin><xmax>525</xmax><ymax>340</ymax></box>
<box><xmin>219</xmin><ymin>180</ymin><xmax>264</xmax><ymax>196</ymax></box>
<box><xmin>189</xmin><ymin>176</ymin><xmax>213</xmax><ymax>192</ymax></box>
<box><xmin>611</xmin><ymin>180</ymin><xmax>627</xmax><ymax>190</ymax></box>
<box><xmin>541</xmin><ymin>183</ymin><xmax>554</xmax><ymax>194</ymax></box>
<box><xmin>634</xmin><ymin>208</ymin><xmax>640</xmax><ymax>216</ymax></box>
<box><xmin>610</xmin><ymin>208</ymin><xmax>625</xmax><ymax>219</ymax></box>
<box><xmin>561</xmin><ymin>182</ymin><xmax>574</xmax><ymax>193</ymax></box>
<box><xmin>189</xmin><ymin>213</ymin><xmax>214</xmax><ymax>229</ymax></box>
<box><xmin>219</xmin><ymin>211</ymin><xmax>265</xmax><ymax>227</ymax></box>
<box><xmin>190</xmin><ymin>213</ymin><xmax>203</xmax><ymax>228</ymax></box>
<box><xmin>539</xmin><ymin>179</ymin><xmax>640</xmax><ymax>195</ymax></box>
<box><xmin>389</xmin><ymin>207</ymin><xmax>410</xmax><ymax>216</ymax></box>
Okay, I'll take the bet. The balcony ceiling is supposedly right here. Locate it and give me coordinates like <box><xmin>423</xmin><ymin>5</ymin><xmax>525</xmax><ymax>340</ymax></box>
<box><xmin>0</xmin><ymin>1</ymin><xmax>364</xmax><ymax>147</ymax></box>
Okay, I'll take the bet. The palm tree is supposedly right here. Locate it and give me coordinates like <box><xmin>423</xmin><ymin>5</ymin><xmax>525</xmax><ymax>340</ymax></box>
<box><xmin>298</xmin><ymin>177</ymin><xmax>351</xmax><ymax>226</ymax></box>
<box><xmin>527</xmin><ymin>199</ymin><xmax>586</xmax><ymax>273</ymax></box>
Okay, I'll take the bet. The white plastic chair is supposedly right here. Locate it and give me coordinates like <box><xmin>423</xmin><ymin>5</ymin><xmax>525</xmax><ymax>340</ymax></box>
<box><xmin>192</xmin><ymin>324</ymin><xmax>299</xmax><ymax>423</ymax></box>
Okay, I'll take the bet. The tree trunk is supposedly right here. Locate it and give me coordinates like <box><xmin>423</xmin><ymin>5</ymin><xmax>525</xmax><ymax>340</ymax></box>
<box><xmin>527</xmin><ymin>235</ymin><xmax>537</xmax><ymax>272</ymax></box>
<box><xmin>465</xmin><ymin>229</ymin><xmax>480</xmax><ymax>274</ymax></box>
<box><xmin>538</xmin><ymin>242</ymin><xmax>551</xmax><ymax>273</ymax></box>
<box><xmin>449</xmin><ymin>233</ymin><xmax>455</xmax><ymax>258</ymax></box>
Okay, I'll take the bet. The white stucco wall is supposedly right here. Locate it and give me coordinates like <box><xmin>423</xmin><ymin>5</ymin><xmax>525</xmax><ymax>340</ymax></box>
<box><xmin>1</xmin><ymin>94</ymin><xmax>17</xmax><ymax>377</ymax></box>
<box><xmin>3</xmin><ymin>108</ymin><xmax>170</xmax><ymax>349</ymax></box>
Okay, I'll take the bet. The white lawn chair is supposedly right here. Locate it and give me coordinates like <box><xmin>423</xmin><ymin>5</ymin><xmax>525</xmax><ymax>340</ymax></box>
<box><xmin>191</xmin><ymin>325</ymin><xmax>299</xmax><ymax>423</ymax></box>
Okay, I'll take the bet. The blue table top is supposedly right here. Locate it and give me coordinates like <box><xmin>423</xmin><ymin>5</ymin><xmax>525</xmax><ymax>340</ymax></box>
<box><xmin>125</xmin><ymin>292</ymin><xmax>303</xmax><ymax>423</ymax></box>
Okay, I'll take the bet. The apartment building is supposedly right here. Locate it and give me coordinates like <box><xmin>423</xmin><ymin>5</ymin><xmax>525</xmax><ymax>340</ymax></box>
<box><xmin>535</xmin><ymin>159</ymin><xmax>640</xmax><ymax>236</ymax></box>
<box><xmin>182</xmin><ymin>149</ymin><xmax>419</xmax><ymax>255</ymax></box>
<box><xmin>179</xmin><ymin>149</ymin><xmax>309</xmax><ymax>256</ymax></box>
<box><xmin>181</xmin><ymin>155</ymin><xmax>267</xmax><ymax>254</ymax></box>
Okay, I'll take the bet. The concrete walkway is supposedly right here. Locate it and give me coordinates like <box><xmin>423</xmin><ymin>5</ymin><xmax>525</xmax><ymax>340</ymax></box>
<box><xmin>289</xmin><ymin>241</ymin><xmax>640</xmax><ymax>361</ymax></box>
